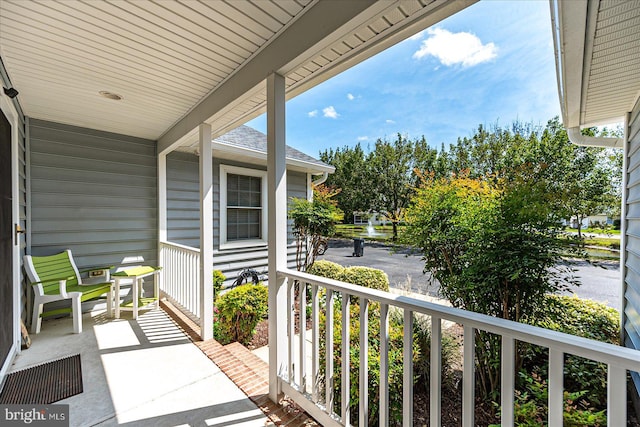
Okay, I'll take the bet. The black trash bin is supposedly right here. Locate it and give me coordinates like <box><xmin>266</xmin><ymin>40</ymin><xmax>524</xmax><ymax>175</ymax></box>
<box><xmin>353</xmin><ymin>238</ymin><xmax>364</xmax><ymax>257</ymax></box>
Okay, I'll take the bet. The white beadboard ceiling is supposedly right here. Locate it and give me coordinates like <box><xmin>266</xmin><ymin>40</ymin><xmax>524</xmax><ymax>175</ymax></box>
<box><xmin>554</xmin><ymin>0</ymin><xmax>640</xmax><ymax>129</ymax></box>
<box><xmin>0</xmin><ymin>0</ymin><xmax>474</xmax><ymax>150</ymax></box>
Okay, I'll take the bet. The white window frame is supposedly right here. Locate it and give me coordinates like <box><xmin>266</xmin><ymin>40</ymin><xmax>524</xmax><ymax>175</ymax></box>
<box><xmin>220</xmin><ymin>164</ymin><xmax>268</xmax><ymax>249</ymax></box>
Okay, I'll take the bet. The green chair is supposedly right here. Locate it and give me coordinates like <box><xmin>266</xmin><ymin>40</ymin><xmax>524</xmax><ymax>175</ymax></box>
<box><xmin>23</xmin><ymin>250</ymin><xmax>114</xmax><ymax>334</ymax></box>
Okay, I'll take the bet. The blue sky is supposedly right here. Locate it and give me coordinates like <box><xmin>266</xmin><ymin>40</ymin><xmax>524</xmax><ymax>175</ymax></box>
<box><xmin>246</xmin><ymin>1</ymin><xmax>560</xmax><ymax>158</ymax></box>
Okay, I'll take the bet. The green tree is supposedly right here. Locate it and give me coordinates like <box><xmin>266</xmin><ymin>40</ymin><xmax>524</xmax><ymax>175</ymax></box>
<box><xmin>369</xmin><ymin>134</ymin><xmax>428</xmax><ymax>240</ymax></box>
<box><xmin>537</xmin><ymin>120</ymin><xmax>619</xmax><ymax>238</ymax></box>
<box><xmin>319</xmin><ymin>143</ymin><xmax>370</xmax><ymax>220</ymax></box>
<box><xmin>402</xmin><ymin>171</ymin><xmax>574</xmax><ymax>398</ymax></box>
<box><xmin>288</xmin><ymin>184</ymin><xmax>343</xmax><ymax>271</ymax></box>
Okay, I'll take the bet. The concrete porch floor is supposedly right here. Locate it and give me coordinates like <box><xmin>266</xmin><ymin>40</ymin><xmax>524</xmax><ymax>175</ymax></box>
<box><xmin>9</xmin><ymin>308</ymin><xmax>268</xmax><ymax>427</ymax></box>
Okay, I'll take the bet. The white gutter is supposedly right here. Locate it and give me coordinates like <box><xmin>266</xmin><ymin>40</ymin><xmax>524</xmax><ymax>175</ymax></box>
<box><xmin>311</xmin><ymin>171</ymin><xmax>329</xmax><ymax>186</ymax></box>
<box><xmin>567</xmin><ymin>127</ymin><xmax>623</xmax><ymax>148</ymax></box>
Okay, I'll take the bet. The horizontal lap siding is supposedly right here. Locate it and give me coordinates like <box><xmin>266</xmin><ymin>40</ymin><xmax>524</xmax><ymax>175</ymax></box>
<box><xmin>28</xmin><ymin>119</ymin><xmax>157</xmax><ymax>269</ymax></box>
<box><xmin>166</xmin><ymin>151</ymin><xmax>307</xmax><ymax>284</ymax></box>
<box><xmin>625</xmin><ymin>96</ymin><xmax>640</xmax><ymax>395</ymax></box>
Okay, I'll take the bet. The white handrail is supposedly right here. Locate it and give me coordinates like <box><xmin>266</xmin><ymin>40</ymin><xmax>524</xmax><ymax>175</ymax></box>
<box><xmin>280</xmin><ymin>268</ymin><xmax>640</xmax><ymax>369</ymax></box>
<box><xmin>159</xmin><ymin>241</ymin><xmax>201</xmax><ymax>320</ymax></box>
<box><xmin>277</xmin><ymin>267</ymin><xmax>639</xmax><ymax>426</ymax></box>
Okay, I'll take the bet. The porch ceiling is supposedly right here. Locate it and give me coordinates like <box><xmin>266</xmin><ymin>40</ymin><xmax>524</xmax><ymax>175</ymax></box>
<box><xmin>0</xmin><ymin>0</ymin><xmax>474</xmax><ymax>150</ymax></box>
<box><xmin>553</xmin><ymin>0</ymin><xmax>640</xmax><ymax>129</ymax></box>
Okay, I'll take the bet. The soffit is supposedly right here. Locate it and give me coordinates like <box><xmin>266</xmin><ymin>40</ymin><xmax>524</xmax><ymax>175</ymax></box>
<box><xmin>556</xmin><ymin>0</ymin><xmax>640</xmax><ymax>128</ymax></box>
<box><xmin>0</xmin><ymin>0</ymin><xmax>474</xmax><ymax>146</ymax></box>
<box><xmin>583</xmin><ymin>0</ymin><xmax>640</xmax><ymax>126</ymax></box>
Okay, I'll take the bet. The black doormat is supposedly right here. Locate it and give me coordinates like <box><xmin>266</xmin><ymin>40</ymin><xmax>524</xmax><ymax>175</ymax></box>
<box><xmin>0</xmin><ymin>354</ymin><xmax>82</xmax><ymax>404</ymax></box>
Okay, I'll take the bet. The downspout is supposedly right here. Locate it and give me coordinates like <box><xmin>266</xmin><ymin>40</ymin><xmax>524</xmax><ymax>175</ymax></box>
<box><xmin>311</xmin><ymin>171</ymin><xmax>328</xmax><ymax>186</ymax></box>
<box><xmin>567</xmin><ymin>127</ymin><xmax>623</xmax><ymax>148</ymax></box>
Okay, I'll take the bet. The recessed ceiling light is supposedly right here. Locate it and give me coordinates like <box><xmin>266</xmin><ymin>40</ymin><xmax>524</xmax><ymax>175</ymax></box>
<box><xmin>99</xmin><ymin>91</ymin><xmax>123</xmax><ymax>100</ymax></box>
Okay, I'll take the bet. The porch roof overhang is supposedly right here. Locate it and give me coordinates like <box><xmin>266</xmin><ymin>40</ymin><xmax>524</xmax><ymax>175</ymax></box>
<box><xmin>0</xmin><ymin>0</ymin><xmax>476</xmax><ymax>153</ymax></box>
<box><xmin>551</xmin><ymin>0</ymin><xmax>640</xmax><ymax>147</ymax></box>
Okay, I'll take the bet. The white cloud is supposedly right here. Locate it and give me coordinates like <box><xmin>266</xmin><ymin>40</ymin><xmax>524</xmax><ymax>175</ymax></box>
<box><xmin>385</xmin><ymin>119</ymin><xmax>396</xmax><ymax>124</ymax></box>
<box><xmin>308</xmin><ymin>110</ymin><xmax>318</xmax><ymax>118</ymax></box>
<box><xmin>347</xmin><ymin>93</ymin><xmax>355</xmax><ymax>101</ymax></box>
<box><xmin>323</xmin><ymin>106</ymin><xmax>339</xmax><ymax>119</ymax></box>
<box><xmin>412</xmin><ymin>28</ymin><xmax>497</xmax><ymax>67</ymax></box>
<box><xmin>357</xmin><ymin>136</ymin><xmax>369</xmax><ymax>141</ymax></box>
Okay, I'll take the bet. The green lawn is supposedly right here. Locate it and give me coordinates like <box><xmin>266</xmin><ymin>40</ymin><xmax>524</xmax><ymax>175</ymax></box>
<box><xmin>565</xmin><ymin>227</ymin><xmax>620</xmax><ymax>235</ymax></box>
<box><xmin>334</xmin><ymin>224</ymin><xmax>398</xmax><ymax>242</ymax></box>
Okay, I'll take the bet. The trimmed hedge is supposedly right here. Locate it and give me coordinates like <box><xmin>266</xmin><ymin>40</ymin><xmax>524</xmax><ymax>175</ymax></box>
<box><xmin>214</xmin><ymin>283</ymin><xmax>268</xmax><ymax>345</ymax></box>
<box><xmin>307</xmin><ymin>260</ymin><xmax>390</xmax><ymax>292</ymax></box>
<box><xmin>341</xmin><ymin>266</ymin><xmax>389</xmax><ymax>292</ymax></box>
<box><xmin>307</xmin><ymin>260</ymin><xmax>344</xmax><ymax>280</ymax></box>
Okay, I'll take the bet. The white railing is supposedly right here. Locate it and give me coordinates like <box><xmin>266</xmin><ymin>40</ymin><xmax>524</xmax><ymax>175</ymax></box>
<box><xmin>277</xmin><ymin>268</ymin><xmax>640</xmax><ymax>427</ymax></box>
<box><xmin>159</xmin><ymin>241</ymin><xmax>201</xmax><ymax>320</ymax></box>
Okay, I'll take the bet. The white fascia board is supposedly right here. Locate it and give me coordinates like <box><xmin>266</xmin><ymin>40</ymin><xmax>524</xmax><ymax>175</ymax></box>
<box><xmin>285</xmin><ymin>0</ymin><xmax>477</xmax><ymax>100</ymax></box>
<box><xmin>158</xmin><ymin>1</ymin><xmax>381</xmax><ymax>154</ymax></box>
<box><xmin>212</xmin><ymin>141</ymin><xmax>335</xmax><ymax>174</ymax></box>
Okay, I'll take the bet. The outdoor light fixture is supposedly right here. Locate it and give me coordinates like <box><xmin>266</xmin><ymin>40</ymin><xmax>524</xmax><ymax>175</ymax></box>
<box><xmin>3</xmin><ymin>86</ymin><xmax>18</xmax><ymax>98</ymax></box>
<box><xmin>99</xmin><ymin>90</ymin><xmax>123</xmax><ymax>100</ymax></box>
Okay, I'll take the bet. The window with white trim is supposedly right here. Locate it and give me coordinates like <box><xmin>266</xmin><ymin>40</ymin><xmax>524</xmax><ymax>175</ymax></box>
<box><xmin>220</xmin><ymin>165</ymin><xmax>267</xmax><ymax>248</ymax></box>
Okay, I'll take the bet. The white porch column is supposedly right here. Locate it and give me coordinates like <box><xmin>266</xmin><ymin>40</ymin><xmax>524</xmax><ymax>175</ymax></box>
<box><xmin>267</xmin><ymin>72</ymin><xmax>288</xmax><ymax>402</ymax></box>
<box><xmin>158</xmin><ymin>152</ymin><xmax>167</xmax><ymax>296</ymax></box>
<box><xmin>199</xmin><ymin>123</ymin><xmax>214</xmax><ymax>340</ymax></box>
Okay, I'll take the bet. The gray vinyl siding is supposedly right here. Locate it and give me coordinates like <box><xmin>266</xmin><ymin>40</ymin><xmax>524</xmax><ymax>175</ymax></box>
<box><xmin>624</xmin><ymin>95</ymin><xmax>640</xmax><ymax>396</ymax></box>
<box><xmin>166</xmin><ymin>151</ymin><xmax>307</xmax><ymax>284</ymax></box>
<box><xmin>28</xmin><ymin>119</ymin><xmax>157</xmax><ymax>271</ymax></box>
<box><xmin>1</xmin><ymin>58</ymin><xmax>27</xmax><ymax>321</ymax></box>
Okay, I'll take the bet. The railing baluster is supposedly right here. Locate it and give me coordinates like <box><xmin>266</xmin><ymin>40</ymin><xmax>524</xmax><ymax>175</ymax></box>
<box><xmin>311</xmin><ymin>284</ymin><xmax>319</xmax><ymax>402</ymax></box>
<box><xmin>548</xmin><ymin>348</ymin><xmax>563</xmax><ymax>426</ymax></box>
<box><xmin>430</xmin><ymin>316</ymin><xmax>442</xmax><ymax>427</ymax></box>
<box><xmin>403</xmin><ymin>309</ymin><xmax>413</xmax><ymax>427</ymax></box>
<box><xmin>299</xmin><ymin>282</ymin><xmax>307</xmax><ymax>392</ymax></box>
<box><xmin>463</xmin><ymin>325</ymin><xmax>475</xmax><ymax>427</ymax></box>
<box><xmin>275</xmin><ymin>269</ymin><xmax>640</xmax><ymax>427</ymax></box>
<box><xmin>288</xmin><ymin>279</ymin><xmax>294</xmax><ymax>384</ymax></box>
<box><xmin>359</xmin><ymin>298</ymin><xmax>369</xmax><ymax>427</ymax></box>
<box><xmin>325</xmin><ymin>289</ymin><xmax>335</xmax><ymax>414</ymax></box>
<box><xmin>380</xmin><ymin>303</ymin><xmax>389</xmax><ymax>427</ymax></box>
<box><xmin>158</xmin><ymin>242</ymin><xmax>202</xmax><ymax>321</ymax></box>
<box><xmin>341</xmin><ymin>293</ymin><xmax>350</xmax><ymax>425</ymax></box>
<box><xmin>501</xmin><ymin>335</ymin><xmax>515</xmax><ymax>427</ymax></box>
<box><xmin>607</xmin><ymin>365</ymin><xmax>626</xmax><ymax>427</ymax></box>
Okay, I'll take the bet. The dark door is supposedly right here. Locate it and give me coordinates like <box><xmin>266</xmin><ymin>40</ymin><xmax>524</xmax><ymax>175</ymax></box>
<box><xmin>0</xmin><ymin>108</ymin><xmax>13</xmax><ymax>369</ymax></box>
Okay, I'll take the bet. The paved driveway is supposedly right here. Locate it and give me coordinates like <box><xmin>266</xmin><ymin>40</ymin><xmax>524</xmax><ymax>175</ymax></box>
<box><xmin>318</xmin><ymin>239</ymin><xmax>621</xmax><ymax>309</ymax></box>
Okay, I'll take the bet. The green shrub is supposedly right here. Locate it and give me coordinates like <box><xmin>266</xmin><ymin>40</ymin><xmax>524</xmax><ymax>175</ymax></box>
<box><xmin>340</xmin><ymin>266</ymin><xmax>389</xmax><ymax>292</ymax></box>
<box><xmin>491</xmin><ymin>372</ymin><xmax>607</xmax><ymax>427</ymax></box>
<box><xmin>408</xmin><ymin>311</ymin><xmax>459</xmax><ymax>394</ymax></box>
<box><xmin>320</xmin><ymin>303</ymin><xmax>459</xmax><ymax>425</ymax></box>
<box><xmin>213</xmin><ymin>270</ymin><xmax>226</xmax><ymax>301</ymax></box>
<box><xmin>511</xmin><ymin>295</ymin><xmax>620</xmax><ymax>422</ymax></box>
<box><xmin>307</xmin><ymin>261</ymin><xmax>390</xmax><ymax>293</ymax></box>
<box><xmin>307</xmin><ymin>260</ymin><xmax>345</xmax><ymax>280</ymax></box>
<box><xmin>214</xmin><ymin>283</ymin><xmax>268</xmax><ymax>345</ymax></box>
